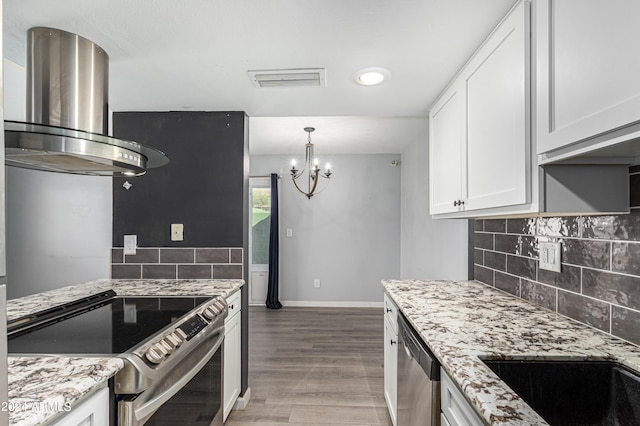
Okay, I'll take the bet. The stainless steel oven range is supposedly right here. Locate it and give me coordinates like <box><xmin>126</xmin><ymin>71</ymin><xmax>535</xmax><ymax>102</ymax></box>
<box><xmin>8</xmin><ymin>290</ymin><xmax>228</xmax><ymax>426</ymax></box>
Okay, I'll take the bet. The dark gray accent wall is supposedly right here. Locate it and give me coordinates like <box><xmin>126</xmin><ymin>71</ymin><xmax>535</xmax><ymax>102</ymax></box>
<box><xmin>112</xmin><ymin>111</ymin><xmax>246</xmax><ymax>247</ymax></box>
<box><xmin>112</xmin><ymin>110</ymin><xmax>250</xmax><ymax>396</ymax></box>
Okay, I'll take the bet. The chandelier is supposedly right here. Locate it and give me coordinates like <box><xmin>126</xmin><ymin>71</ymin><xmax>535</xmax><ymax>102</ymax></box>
<box><xmin>290</xmin><ymin>127</ymin><xmax>332</xmax><ymax>199</ymax></box>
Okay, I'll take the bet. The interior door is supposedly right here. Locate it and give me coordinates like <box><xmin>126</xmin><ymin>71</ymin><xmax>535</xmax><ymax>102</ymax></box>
<box><xmin>248</xmin><ymin>178</ymin><xmax>271</xmax><ymax>305</ymax></box>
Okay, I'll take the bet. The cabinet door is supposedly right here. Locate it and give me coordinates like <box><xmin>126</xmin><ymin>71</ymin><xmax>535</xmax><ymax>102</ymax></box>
<box><xmin>441</xmin><ymin>368</ymin><xmax>484</xmax><ymax>426</ymax></box>
<box><xmin>50</xmin><ymin>387</ymin><xmax>109</xmax><ymax>426</ymax></box>
<box><xmin>223</xmin><ymin>311</ymin><xmax>241</xmax><ymax>421</ymax></box>
<box><xmin>463</xmin><ymin>0</ymin><xmax>529</xmax><ymax>211</ymax></box>
<box><xmin>537</xmin><ymin>0</ymin><xmax>640</xmax><ymax>154</ymax></box>
<box><xmin>429</xmin><ymin>83</ymin><xmax>465</xmax><ymax>215</ymax></box>
<box><xmin>383</xmin><ymin>318</ymin><xmax>398</xmax><ymax>426</ymax></box>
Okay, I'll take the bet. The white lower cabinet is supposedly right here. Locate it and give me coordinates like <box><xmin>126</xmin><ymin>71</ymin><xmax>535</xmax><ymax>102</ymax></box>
<box><xmin>223</xmin><ymin>291</ymin><xmax>242</xmax><ymax>421</ymax></box>
<box><xmin>50</xmin><ymin>386</ymin><xmax>109</xmax><ymax>426</ymax></box>
<box><xmin>383</xmin><ymin>294</ymin><xmax>398</xmax><ymax>426</ymax></box>
<box><xmin>440</xmin><ymin>368</ymin><xmax>483</xmax><ymax>426</ymax></box>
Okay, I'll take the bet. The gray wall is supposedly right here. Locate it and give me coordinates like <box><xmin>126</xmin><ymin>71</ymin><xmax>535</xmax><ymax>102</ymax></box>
<box><xmin>6</xmin><ymin>169</ymin><xmax>112</xmax><ymax>299</ymax></box>
<box><xmin>4</xmin><ymin>59</ymin><xmax>111</xmax><ymax>299</ymax></box>
<box><xmin>251</xmin><ymin>154</ymin><xmax>401</xmax><ymax>305</ymax></box>
<box><xmin>400</xmin><ymin>131</ymin><xmax>469</xmax><ymax>280</ymax></box>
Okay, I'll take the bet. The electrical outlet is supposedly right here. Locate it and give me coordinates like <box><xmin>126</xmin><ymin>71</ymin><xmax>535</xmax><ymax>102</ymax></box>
<box><xmin>314</xmin><ymin>279</ymin><xmax>321</xmax><ymax>288</ymax></box>
<box><xmin>539</xmin><ymin>241</ymin><xmax>561</xmax><ymax>272</ymax></box>
<box><xmin>171</xmin><ymin>224</ymin><xmax>184</xmax><ymax>241</ymax></box>
<box><xmin>124</xmin><ymin>235</ymin><xmax>137</xmax><ymax>255</ymax></box>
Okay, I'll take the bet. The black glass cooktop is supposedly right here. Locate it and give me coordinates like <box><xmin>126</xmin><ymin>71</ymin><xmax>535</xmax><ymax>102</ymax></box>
<box><xmin>8</xmin><ymin>294</ymin><xmax>211</xmax><ymax>355</ymax></box>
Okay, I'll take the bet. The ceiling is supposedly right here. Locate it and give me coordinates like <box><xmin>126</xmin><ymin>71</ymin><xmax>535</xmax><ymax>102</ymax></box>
<box><xmin>4</xmin><ymin>0</ymin><xmax>517</xmax><ymax>154</ymax></box>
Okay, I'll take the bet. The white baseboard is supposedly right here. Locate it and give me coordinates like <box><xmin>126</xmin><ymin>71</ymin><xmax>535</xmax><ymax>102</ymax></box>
<box><xmin>233</xmin><ymin>387</ymin><xmax>251</xmax><ymax>410</ymax></box>
<box><xmin>280</xmin><ymin>300</ymin><xmax>384</xmax><ymax>308</ymax></box>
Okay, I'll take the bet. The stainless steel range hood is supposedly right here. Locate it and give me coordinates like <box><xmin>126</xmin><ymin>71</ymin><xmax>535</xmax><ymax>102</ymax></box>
<box><xmin>4</xmin><ymin>27</ymin><xmax>169</xmax><ymax>176</ymax></box>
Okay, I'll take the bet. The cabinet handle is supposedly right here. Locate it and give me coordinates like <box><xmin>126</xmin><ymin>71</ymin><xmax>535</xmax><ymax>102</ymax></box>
<box><xmin>230</xmin><ymin>304</ymin><xmax>234</xmax><ymax>309</ymax></box>
<box><xmin>390</xmin><ymin>340</ymin><xmax>397</xmax><ymax>345</ymax></box>
<box><xmin>453</xmin><ymin>200</ymin><xmax>465</xmax><ymax>207</ymax></box>
<box><xmin>386</xmin><ymin>308</ymin><xmax>392</xmax><ymax>313</ymax></box>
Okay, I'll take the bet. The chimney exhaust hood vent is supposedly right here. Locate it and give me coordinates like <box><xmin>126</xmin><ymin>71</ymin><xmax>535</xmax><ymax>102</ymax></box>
<box><xmin>4</xmin><ymin>27</ymin><xmax>169</xmax><ymax>176</ymax></box>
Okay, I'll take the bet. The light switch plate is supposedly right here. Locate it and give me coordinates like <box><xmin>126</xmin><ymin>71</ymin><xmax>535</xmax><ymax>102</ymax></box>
<box><xmin>171</xmin><ymin>224</ymin><xmax>184</xmax><ymax>241</ymax></box>
<box><xmin>124</xmin><ymin>235</ymin><xmax>137</xmax><ymax>255</ymax></box>
<box><xmin>539</xmin><ymin>241</ymin><xmax>561</xmax><ymax>272</ymax></box>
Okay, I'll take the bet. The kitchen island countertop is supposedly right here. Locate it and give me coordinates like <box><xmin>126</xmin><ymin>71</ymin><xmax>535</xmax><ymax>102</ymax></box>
<box><xmin>382</xmin><ymin>279</ymin><xmax>640</xmax><ymax>425</ymax></box>
<box><xmin>7</xmin><ymin>278</ymin><xmax>244</xmax><ymax>322</ymax></box>
<box><xmin>7</xmin><ymin>278</ymin><xmax>244</xmax><ymax>425</ymax></box>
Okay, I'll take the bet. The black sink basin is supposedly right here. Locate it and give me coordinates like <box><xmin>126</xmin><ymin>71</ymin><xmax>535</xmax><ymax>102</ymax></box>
<box><xmin>482</xmin><ymin>359</ymin><xmax>640</xmax><ymax>426</ymax></box>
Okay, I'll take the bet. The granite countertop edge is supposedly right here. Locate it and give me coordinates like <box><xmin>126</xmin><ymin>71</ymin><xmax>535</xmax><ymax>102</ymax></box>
<box><xmin>382</xmin><ymin>279</ymin><xmax>640</xmax><ymax>426</ymax></box>
<box><xmin>7</xmin><ymin>278</ymin><xmax>244</xmax><ymax>425</ymax></box>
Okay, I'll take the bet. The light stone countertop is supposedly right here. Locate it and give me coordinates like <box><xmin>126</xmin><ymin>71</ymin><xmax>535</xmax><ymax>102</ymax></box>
<box><xmin>8</xmin><ymin>357</ymin><xmax>124</xmax><ymax>426</ymax></box>
<box><xmin>7</xmin><ymin>278</ymin><xmax>244</xmax><ymax>425</ymax></box>
<box><xmin>382</xmin><ymin>279</ymin><xmax>640</xmax><ymax>425</ymax></box>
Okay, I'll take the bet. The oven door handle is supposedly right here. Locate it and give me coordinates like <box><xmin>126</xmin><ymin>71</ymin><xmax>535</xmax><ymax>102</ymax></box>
<box><xmin>119</xmin><ymin>331</ymin><xmax>223</xmax><ymax>426</ymax></box>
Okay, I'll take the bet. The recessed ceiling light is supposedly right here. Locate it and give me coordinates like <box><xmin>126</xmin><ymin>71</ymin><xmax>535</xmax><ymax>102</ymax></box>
<box><xmin>355</xmin><ymin>67</ymin><xmax>391</xmax><ymax>86</ymax></box>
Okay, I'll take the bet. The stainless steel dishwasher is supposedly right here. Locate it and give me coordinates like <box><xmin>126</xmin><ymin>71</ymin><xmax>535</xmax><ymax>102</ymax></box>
<box><xmin>397</xmin><ymin>313</ymin><xmax>441</xmax><ymax>426</ymax></box>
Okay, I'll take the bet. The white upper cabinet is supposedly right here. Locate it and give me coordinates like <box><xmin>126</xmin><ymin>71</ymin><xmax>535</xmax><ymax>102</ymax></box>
<box><xmin>429</xmin><ymin>0</ymin><xmax>530</xmax><ymax>215</ymax></box>
<box><xmin>465</xmin><ymin>1</ymin><xmax>529</xmax><ymax>211</ymax></box>
<box><xmin>536</xmin><ymin>0</ymin><xmax>640</xmax><ymax>160</ymax></box>
<box><xmin>429</xmin><ymin>85</ymin><xmax>464</xmax><ymax>215</ymax></box>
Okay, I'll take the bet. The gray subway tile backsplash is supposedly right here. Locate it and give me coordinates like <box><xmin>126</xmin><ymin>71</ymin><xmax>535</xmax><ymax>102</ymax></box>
<box><xmin>520</xmin><ymin>280</ymin><xmax>556</xmax><ymax>311</ymax></box>
<box><xmin>178</xmin><ymin>264</ymin><xmax>212</xmax><ymax>279</ymax></box>
<box><xmin>230</xmin><ymin>248</ymin><xmax>243</xmax><ymax>264</ymax></box>
<box><xmin>563</xmin><ymin>239</ymin><xmax>610</xmax><ymax>269</ymax></box>
<box><xmin>111</xmin><ymin>264</ymin><xmax>142</xmax><ymax>279</ymax></box>
<box><xmin>612</xmin><ymin>306</ymin><xmax>640</xmax><ymax>345</ymax></box>
<box><xmin>558</xmin><ymin>290</ymin><xmax>610</xmax><ymax>333</ymax></box>
<box><xmin>484</xmin><ymin>251</ymin><xmax>507</xmax><ymax>271</ymax></box>
<box><xmin>111</xmin><ymin>246</ymin><xmax>243</xmax><ymax>280</ymax></box>
<box><xmin>506</xmin><ymin>255</ymin><xmax>537</xmax><ymax>281</ymax></box>
<box><xmin>143</xmin><ymin>264</ymin><xmax>177</xmax><ymax>279</ymax></box>
<box><xmin>112</xmin><ymin>248</ymin><xmax>124</xmax><ymax>264</ymax></box>
<box><xmin>537</xmin><ymin>264</ymin><xmax>581</xmax><ymax>293</ymax></box>
<box><xmin>582</xmin><ymin>268</ymin><xmax>640</xmax><ymax>311</ymax></box>
<box><xmin>484</xmin><ymin>219</ymin><xmax>506</xmax><ymax>233</ymax></box>
<box><xmin>474</xmin><ymin>232</ymin><xmax>494</xmax><ymax>250</ymax></box>
<box><xmin>160</xmin><ymin>248</ymin><xmax>195</xmax><ymax>264</ymax></box>
<box><xmin>213</xmin><ymin>264</ymin><xmax>243</xmax><ymax>279</ymax></box>
<box><xmin>495</xmin><ymin>271</ymin><xmax>520</xmax><ymax>296</ymax></box>
<box><xmin>474</xmin><ymin>212</ymin><xmax>640</xmax><ymax>346</ymax></box>
<box><xmin>474</xmin><ymin>265</ymin><xmax>494</xmax><ymax>286</ymax></box>
<box><xmin>196</xmin><ymin>248</ymin><xmax>230</xmax><ymax>264</ymax></box>
<box><xmin>124</xmin><ymin>248</ymin><xmax>159</xmax><ymax>264</ymax></box>
<box><xmin>612</xmin><ymin>242</ymin><xmax>640</xmax><ymax>275</ymax></box>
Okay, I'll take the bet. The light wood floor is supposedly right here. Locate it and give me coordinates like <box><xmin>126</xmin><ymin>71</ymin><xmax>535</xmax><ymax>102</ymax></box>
<box><xmin>226</xmin><ymin>306</ymin><xmax>392</xmax><ymax>426</ymax></box>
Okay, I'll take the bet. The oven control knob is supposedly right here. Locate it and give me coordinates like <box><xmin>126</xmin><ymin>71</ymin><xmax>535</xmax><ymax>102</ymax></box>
<box><xmin>175</xmin><ymin>328</ymin><xmax>188</xmax><ymax>341</ymax></box>
<box><xmin>214</xmin><ymin>299</ymin><xmax>227</xmax><ymax>311</ymax></box>
<box><xmin>153</xmin><ymin>342</ymin><xmax>169</xmax><ymax>357</ymax></box>
<box><xmin>145</xmin><ymin>347</ymin><xmax>164</xmax><ymax>364</ymax></box>
<box><xmin>160</xmin><ymin>338</ymin><xmax>175</xmax><ymax>354</ymax></box>
<box><xmin>166</xmin><ymin>332</ymin><xmax>183</xmax><ymax>347</ymax></box>
<box><xmin>202</xmin><ymin>306</ymin><xmax>217</xmax><ymax>320</ymax></box>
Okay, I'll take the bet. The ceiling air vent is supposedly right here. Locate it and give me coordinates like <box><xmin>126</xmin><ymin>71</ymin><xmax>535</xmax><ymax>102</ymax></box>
<box><xmin>248</xmin><ymin>68</ymin><xmax>326</xmax><ymax>88</ymax></box>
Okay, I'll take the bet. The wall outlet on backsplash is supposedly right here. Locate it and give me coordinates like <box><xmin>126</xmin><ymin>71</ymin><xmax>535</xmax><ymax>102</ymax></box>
<box><xmin>539</xmin><ymin>241</ymin><xmax>562</xmax><ymax>272</ymax></box>
<box><xmin>124</xmin><ymin>235</ymin><xmax>137</xmax><ymax>255</ymax></box>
